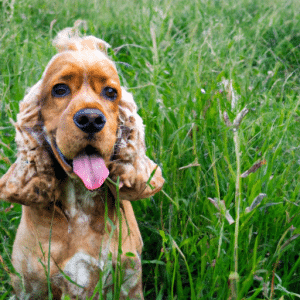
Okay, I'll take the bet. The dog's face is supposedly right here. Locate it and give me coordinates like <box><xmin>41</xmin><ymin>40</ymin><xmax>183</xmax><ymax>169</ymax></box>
<box><xmin>40</xmin><ymin>50</ymin><xmax>122</xmax><ymax>189</ymax></box>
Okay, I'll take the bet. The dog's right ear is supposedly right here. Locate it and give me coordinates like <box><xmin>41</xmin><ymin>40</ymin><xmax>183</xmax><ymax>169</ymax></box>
<box><xmin>0</xmin><ymin>81</ymin><xmax>60</xmax><ymax>206</ymax></box>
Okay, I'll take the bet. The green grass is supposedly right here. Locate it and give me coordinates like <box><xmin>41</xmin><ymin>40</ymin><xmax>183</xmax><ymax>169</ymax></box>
<box><xmin>2</xmin><ymin>0</ymin><xmax>300</xmax><ymax>298</ymax></box>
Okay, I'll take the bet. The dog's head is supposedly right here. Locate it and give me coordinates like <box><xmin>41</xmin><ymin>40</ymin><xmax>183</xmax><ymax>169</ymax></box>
<box><xmin>0</xmin><ymin>22</ymin><xmax>164</xmax><ymax>205</ymax></box>
<box><xmin>40</xmin><ymin>31</ymin><xmax>121</xmax><ymax>190</ymax></box>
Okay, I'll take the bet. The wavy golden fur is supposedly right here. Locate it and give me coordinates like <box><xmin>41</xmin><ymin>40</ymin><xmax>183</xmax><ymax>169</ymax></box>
<box><xmin>0</xmin><ymin>21</ymin><xmax>164</xmax><ymax>299</ymax></box>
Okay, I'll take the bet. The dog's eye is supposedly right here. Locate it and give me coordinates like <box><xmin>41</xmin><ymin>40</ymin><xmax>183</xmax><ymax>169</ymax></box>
<box><xmin>52</xmin><ymin>84</ymin><xmax>71</xmax><ymax>98</ymax></box>
<box><xmin>103</xmin><ymin>87</ymin><xmax>117</xmax><ymax>101</ymax></box>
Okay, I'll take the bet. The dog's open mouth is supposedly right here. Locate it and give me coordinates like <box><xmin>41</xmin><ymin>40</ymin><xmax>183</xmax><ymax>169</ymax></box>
<box><xmin>50</xmin><ymin>138</ymin><xmax>109</xmax><ymax>190</ymax></box>
<box><xmin>73</xmin><ymin>145</ymin><xmax>109</xmax><ymax>190</ymax></box>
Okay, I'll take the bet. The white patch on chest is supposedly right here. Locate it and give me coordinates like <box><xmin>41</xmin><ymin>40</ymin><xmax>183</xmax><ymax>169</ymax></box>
<box><xmin>64</xmin><ymin>179</ymin><xmax>78</xmax><ymax>218</ymax></box>
<box><xmin>60</xmin><ymin>250</ymin><xmax>110</xmax><ymax>298</ymax></box>
<box><xmin>64</xmin><ymin>252</ymin><xmax>100</xmax><ymax>287</ymax></box>
<box><xmin>63</xmin><ymin>178</ymin><xmax>100</xmax><ymax>232</ymax></box>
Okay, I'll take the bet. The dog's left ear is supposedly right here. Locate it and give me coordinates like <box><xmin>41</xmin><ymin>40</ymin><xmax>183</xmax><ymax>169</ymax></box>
<box><xmin>108</xmin><ymin>88</ymin><xmax>165</xmax><ymax>201</ymax></box>
<box><xmin>0</xmin><ymin>81</ymin><xmax>59</xmax><ymax>206</ymax></box>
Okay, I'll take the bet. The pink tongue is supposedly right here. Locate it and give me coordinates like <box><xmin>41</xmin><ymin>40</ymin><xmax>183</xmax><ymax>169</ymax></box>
<box><xmin>73</xmin><ymin>152</ymin><xmax>109</xmax><ymax>190</ymax></box>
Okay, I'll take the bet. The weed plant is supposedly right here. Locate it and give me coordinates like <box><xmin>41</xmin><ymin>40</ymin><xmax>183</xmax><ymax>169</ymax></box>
<box><xmin>1</xmin><ymin>0</ymin><xmax>300</xmax><ymax>299</ymax></box>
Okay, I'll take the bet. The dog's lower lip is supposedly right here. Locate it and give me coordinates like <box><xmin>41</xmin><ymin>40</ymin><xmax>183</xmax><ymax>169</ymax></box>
<box><xmin>50</xmin><ymin>138</ymin><xmax>73</xmax><ymax>171</ymax></box>
<box><xmin>56</xmin><ymin>146</ymin><xmax>73</xmax><ymax>167</ymax></box>
<box><xmin>59</xmin><ymin>145</ymin><xmax>101</xmax><ymax>170</ymax></box>
<box><xmin>52</xmin><ymin>142</ymin><xmax>101</xmax><ymax>171</ymax></box>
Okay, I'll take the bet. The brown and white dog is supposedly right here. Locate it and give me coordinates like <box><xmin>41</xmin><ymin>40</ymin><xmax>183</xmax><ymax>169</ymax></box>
<box><xmin>0</xmin><ymin>22</ymin><xmax>164</xmax><ymax>299</ymax></box>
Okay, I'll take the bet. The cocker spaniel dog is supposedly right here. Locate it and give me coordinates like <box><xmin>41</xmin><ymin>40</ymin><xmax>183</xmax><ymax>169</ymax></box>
<box><xmin>0</xmin><ymin>21</ymin><xmax>164</xmax><ymax>299</ymax></box>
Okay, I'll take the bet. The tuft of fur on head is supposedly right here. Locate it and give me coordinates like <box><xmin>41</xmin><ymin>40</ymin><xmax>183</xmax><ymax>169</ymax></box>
<box><xmin>52</xmin><ymin>20</ymin><xmax>110</xmax><ymax>54</ymax></box>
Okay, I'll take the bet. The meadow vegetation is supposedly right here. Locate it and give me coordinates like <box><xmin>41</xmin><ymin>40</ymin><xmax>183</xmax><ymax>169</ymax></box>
<box><xmin>1</xmin><ymin>0</ymin><xmax>300</xmax><ymax>298</ymax></box>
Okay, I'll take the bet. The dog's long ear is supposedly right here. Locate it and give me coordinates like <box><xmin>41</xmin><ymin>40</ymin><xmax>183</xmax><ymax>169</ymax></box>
<box><xmin>53</xmin><ymin>20</ymin><xmax>110</xmax><ymax>54</ymax></box>
<box><xmin>0</xmin><ymin>81</ymin><xmax>59</xmax><ymax>206</ymax></box>
<box><xmin>108</xmin><ymin>88</ymin><xmax>164</xmax><ymax>201</ymax></box>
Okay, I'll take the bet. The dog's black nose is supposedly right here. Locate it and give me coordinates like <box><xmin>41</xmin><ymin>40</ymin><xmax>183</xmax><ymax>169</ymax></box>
<box><xmin>73</xmin><ymin>108</ymin><xmax>106</xmax><ymax>134</ymax></box>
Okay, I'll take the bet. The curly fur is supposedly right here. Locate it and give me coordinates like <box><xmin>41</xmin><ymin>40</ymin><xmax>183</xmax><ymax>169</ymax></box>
<box><xmin>0</xmin><ymin>21</ymin><xmax>164</xmax><ymax>299</ymax></box>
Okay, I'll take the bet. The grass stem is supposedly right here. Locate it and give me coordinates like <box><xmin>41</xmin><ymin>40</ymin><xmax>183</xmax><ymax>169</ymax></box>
<box><xmin>232</xmin><ymin>127</ymin><xmax>241</xmax><ymax>298</ymax></box>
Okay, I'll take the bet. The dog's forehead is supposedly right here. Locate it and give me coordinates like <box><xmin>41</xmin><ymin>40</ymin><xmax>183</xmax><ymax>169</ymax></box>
<box><xmin>43</xmin><ymin>50</ymin><xmax>118</xmax><ymax>80</ymax></box>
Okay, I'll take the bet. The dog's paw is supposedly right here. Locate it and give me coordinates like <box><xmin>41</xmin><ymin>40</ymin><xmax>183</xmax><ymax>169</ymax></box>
<box><xmin>109</xmin><ymin>161</ymin><xmax>136</xmax><ymax>189</ymax></box>
<box><xmin>108</xmin><ymin>157</ymin><xmax>164</xmax><ymax>201</ymax></box>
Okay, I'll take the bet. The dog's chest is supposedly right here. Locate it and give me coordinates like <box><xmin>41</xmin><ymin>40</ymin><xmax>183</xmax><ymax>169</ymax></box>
<box><xmin>64</xmin><ymin>178</ymin><xmax>96</xmax><ymax>209</ymax></box>
<box><xmin>62</xmin><ymin>178</ymin><xmax>99</xmax><ymax>230</ymax></box>
<box><xmin>57</xmin><ymin>250</ymin><xmax>112</xmax><ymax>298</ymax></box>
<box><xmin>55</xmin><ymin>179</ymin><xmax>113</xmax><ymax>295</ymax></box>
